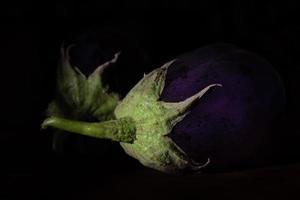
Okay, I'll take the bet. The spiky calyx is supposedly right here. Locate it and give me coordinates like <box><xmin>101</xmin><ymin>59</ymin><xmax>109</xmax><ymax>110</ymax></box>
<box><xmin>114</xmin><ymin>60</ymin><xmax>221</xmax><ymax>173</ymax></box>
<box><xmin>48</xmin><ymin>45</ymin><xmax>120</xmax><ymax>121</ymax></box>
<box><xmin>47</xmin><ymin>45</ymin><xmax>120</xmax><ymax>151</ymax></box>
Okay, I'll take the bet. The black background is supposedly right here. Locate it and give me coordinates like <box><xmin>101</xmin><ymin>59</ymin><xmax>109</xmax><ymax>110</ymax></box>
<box><xmin>1</xmin><ymin>1</ymin><xmax>300</xmax><ymax>199</ymax></box>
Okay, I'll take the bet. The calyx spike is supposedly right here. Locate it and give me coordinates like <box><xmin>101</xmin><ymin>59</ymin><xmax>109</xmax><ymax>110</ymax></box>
<box><xmin>162</xmin><ymin>84</ymin><xmax>222</xmax><ymax>117</ymax></box>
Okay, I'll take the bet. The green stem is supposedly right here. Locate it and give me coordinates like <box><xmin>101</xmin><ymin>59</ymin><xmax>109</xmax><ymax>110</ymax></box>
<box><xmin>41</xmin><ymin>116</ymin><xmax>136</xmax><ymax>143</ymax></box>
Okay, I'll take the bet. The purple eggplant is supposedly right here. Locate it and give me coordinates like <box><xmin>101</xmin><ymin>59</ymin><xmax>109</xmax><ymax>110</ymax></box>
<box><xmin>160</xmin><ymin>43</ymin><xmax>286</xmax><ymax>171</ymax></box>
<box><xmin>42</xmin><ymin>43</ymin><xmax>286</xmax><ymax>173</ymax></box>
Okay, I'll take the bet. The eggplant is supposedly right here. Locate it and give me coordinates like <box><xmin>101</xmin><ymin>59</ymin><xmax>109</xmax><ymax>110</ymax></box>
<box><xmin>42</xmin><ymin>43</ymin><xmax>286</xmax><ymax>173</ymax></box>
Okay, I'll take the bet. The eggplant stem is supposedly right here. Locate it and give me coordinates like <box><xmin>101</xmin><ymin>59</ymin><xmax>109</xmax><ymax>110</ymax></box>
<box><xmin>41</xmin><ymin>116</ymin><xmax>136</xmax><ymax>143</ymax></box>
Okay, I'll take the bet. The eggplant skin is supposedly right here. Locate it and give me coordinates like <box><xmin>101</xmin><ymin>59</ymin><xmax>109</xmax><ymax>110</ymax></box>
<box><xmin>160</xmin><ymin>43</ymin><xmax>286</xmax><ymax>172</ymax></box>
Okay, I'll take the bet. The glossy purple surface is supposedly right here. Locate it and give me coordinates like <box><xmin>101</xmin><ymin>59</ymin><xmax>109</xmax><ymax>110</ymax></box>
<box><xmin>160</xmin><ymin>43</ymin><xmax>286</xmax><ymax>171</ymax></box>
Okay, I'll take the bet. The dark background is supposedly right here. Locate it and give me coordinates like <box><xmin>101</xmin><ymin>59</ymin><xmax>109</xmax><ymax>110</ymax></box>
<box><xmin>1</xmin><ymin>1</ymin><xmax>300</xmax><ymax>199</ymax></box>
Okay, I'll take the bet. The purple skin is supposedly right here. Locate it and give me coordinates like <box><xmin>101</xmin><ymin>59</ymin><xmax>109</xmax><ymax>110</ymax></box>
<box><xmin>160</xmin><ymin>43</ymin><xmax>286</xmax><ymax>171</ymax></box>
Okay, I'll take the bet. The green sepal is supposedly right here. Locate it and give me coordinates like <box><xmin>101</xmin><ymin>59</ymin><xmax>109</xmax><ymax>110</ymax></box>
<box><xmin>55</xmin><ymin>46</ymin><xmax>120</xmax><ymax>121</ymax></box>
<box><xmin>45</xmin><ymin>45</ymin><xmax>121</xmax><ymax>152</ymax></box>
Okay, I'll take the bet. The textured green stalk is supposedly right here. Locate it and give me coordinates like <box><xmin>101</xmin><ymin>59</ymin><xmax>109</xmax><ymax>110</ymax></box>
<box><xmin>42</xmin><ymin>116</ymin><xmax>136</xmax><ymax>143</ymax></box>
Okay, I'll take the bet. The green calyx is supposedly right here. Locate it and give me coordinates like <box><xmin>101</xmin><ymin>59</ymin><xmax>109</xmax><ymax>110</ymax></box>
<box><xmin>50</xmin><ymin>45</ymin><xmax>120</xmax><ymax>121</ymax></box>
<box><xmin>114</xmin><ymin>60</ymin><xmax>221</xmax><ymax>173</ymax></box>
<box><xmin>47</xmin><ymin>45</ymin><xmax>120</xmax><ymax>151</ymax></box>
<box><xmin>42</xmin><ymin>56</ymin><xmax>221</xmax><ymax>173</ymax></box>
